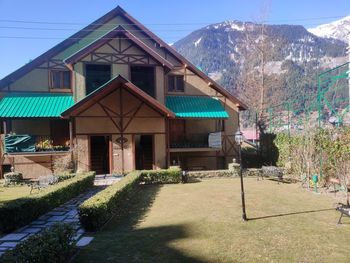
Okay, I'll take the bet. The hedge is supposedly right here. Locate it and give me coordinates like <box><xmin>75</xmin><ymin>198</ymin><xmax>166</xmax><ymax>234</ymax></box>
<box><xmin>0</xmin><ymin>172</ymin><xmax>95</xmax><ymax>233</ymax></box>
<box><xmin>79</xmin><ymin>171</ymin><xmax>142</xmax><ymax>231</ymax></box>
<box><xmin>141</xmin><ymin>167</ymin><xmax>182</xmax><ymax>184</ymax></box>
<box><xmin>1</xmin><ymin>223</ymin><xmax>75</xmax><ymax>263</ymax></box>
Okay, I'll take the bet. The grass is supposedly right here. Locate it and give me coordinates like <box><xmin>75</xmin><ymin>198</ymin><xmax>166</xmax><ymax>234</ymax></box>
<box><xmin>74</xmin><ymin>178</ymin><xmax>350</xmax><ymax>263</ymax></box>
<box><xmin>0</xmin><ymin>184</ymin><xmax>33</xmax><ymax>202</ymax></box>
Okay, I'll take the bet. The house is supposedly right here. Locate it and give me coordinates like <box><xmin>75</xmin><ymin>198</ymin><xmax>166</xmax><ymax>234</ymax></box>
<box><xmin>242</xmin><ymin>128</ymin><xmax>260</xmax><ymax>145</ymax></box>
<box><xmin>0</xmin><ymin>6</ymin><xmax>247</xmax><ymax>177</ymax></box>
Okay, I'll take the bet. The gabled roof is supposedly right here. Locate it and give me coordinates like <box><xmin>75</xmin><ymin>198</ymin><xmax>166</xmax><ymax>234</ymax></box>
<box><xmin>114</xmin><ymin>7</ymin><xmax>249</xmax><ymax>110</ymax></box>
<box><xmin>0</xmin><ymin>6</ymin><xmax>248</xmax><ymax>110</ymax></box>
<box><xmin>64</xmin><ymin>26</ymin><xmax>173</xmax><ymax>69</ymax></box>
<box><xmin>0</xmin><ymin>6</ymin><xmax>127</xmax><ymax>89</ymax></box>
<box><xmin>61</xmin><ymin>75</ymin><xmax>175</xmax><ymax>118</ymax></box>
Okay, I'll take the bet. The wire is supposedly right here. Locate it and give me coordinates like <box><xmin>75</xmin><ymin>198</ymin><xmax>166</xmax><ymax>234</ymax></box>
<box><xmin>0</xmin><ymin>21</ymin><xmax>341</xmax><ymax>32</ymax></box>
<box><xmin>0</xmin><ymin>14</ymin><xmax>348</xmax><ymax>26</ymax></box>
<box><xmin>0</xmin><ymin>36</ymin><xmax>183</xmax><ymax>40</ymax></box>
<box><xmin>0</xmin><ymin>26</ymin><xmax>195</xmax><ymax>32</ymax></box>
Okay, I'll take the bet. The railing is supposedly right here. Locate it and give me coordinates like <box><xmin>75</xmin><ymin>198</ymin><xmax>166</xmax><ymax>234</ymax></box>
<box><xmin>3</xmin><ymin>134</ymin><xmax>70</xmax><ymax>154</ymax></box>
<box><xmin>170</xmin><ymin>133</ymin><xmax>220</xmax><ymax>149</ymax></box>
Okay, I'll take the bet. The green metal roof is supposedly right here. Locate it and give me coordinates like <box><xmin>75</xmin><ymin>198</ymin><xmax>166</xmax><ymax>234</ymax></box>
<box><xmin>0</xmin><ymin>93</ymin><xmax>74</xmax><ymax>118</ymax></box>
<box><xmin>165</xmin><ymin>95</ymin><xmax>229</xmax><ymax>119</ymax></box>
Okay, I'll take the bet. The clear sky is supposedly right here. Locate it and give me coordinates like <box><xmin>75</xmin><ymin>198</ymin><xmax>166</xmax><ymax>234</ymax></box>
<box><xmin>1</xmin><ymin>0</ymin><xmax>350</xmax><ymax>78</ymax></box>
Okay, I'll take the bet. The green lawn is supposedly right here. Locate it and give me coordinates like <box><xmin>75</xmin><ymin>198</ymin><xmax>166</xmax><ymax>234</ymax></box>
<box><xmin>0</xmin><ymin>184</ymin><xmax>33</xmax><ymax>202</ymax></box>
<box><xmin>74</xmin><ymin>178</ymin><xmax>350</xmax><ymax>263</ymax></box>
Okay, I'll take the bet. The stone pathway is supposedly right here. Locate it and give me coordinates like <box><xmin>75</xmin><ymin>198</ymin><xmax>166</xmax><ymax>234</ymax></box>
<box><xmin>0</xmin><ymin>175</ymin><xmax>122</xmax><ymax>256</ymax></box>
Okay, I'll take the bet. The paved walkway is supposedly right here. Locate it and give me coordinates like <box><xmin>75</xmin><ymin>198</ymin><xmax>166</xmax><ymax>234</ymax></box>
<box><xmin>0</xmin><ymin>175</ymin><xmax>122</xmax><ymax>256</ymax></box>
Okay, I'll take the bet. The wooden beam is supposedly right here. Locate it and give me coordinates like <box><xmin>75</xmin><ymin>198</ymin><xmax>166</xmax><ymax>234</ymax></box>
<box><xmin>98</xmin><ymin>102</ymin><xmax>121</xmax><ymax>132</ymax></box>
<box><xmin>123</xmin><ymin>102</ymin><xmax>144</xmax><ymax>131</ymax></box>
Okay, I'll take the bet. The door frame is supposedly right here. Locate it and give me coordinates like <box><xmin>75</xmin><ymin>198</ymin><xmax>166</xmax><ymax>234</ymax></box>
<box><xmin>133</xmin><ymin>134</ymin><xmax>155</xmax><ymax>170</ymax></box>
<box><xmin>88</xmin><ymin>135</ymin><xmax>113</xmax><ymax>174</ymax></box>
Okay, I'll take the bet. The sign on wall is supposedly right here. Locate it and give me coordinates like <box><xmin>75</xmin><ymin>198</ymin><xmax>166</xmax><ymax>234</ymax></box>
<box><xmin>208</xmin><ymin>132</ymin><xmax>222</xmax><ymax>148</ymax></box>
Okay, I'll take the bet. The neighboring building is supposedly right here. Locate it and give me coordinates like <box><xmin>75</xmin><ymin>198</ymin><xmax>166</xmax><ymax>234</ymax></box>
<box><xmin>0</xmin><ymin>6</ymin><xmax>247</xmax><ymax>177</ymax></box>
<box><xmin>242</xmin><ymin>128</ymin><xmax>260</xmax><ymax>145</ymax></box>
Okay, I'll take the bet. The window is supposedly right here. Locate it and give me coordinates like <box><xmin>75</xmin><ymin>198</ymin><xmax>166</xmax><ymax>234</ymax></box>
<box><xmin>50</xmin><ymin>71</ymin><xmax>71</xmax><ymax>89</ymax></box>
<box><xmin>216</xmin><ymin>119</ymin><xmax>225</xmax><ymax>132</ymax></box>
<box><xmin>130</xmin><ymin>66</ymin><xmax>155</xmax><ymax>97</ymax></box>
<box><xmin>85</xmin><ymin>64</ymin><xmax>111</xmax><ymax>95</ymax></box>
<box><xmin>168</xmin><ymin>75</ymin><xmax>184</xmax><ymax>92</ymax></box>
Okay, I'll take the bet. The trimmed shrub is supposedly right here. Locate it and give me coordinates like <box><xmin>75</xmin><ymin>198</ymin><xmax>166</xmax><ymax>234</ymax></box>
<box><xmin>1</xmin><ymin>223</ymin><xmax>75</xmax><ymax>263</ymax></box>
<box><xmin>79</xmin><ymin>171</ymin><xmax>142</xmax><ymax>231</ymax></box>
<box><xmin>0</xmin><ymin>172</ymin><xmax>95</xmax><ymax>233</ymax></box>
<box><xmin>57</xmin><ymin>173</ymin><xmax>76</xmax><ymax>182</ymax></box>
<box><xmin>141</xmin><ymin>167</ymin><xmax>182</xmax><ymax>184</ymax></box>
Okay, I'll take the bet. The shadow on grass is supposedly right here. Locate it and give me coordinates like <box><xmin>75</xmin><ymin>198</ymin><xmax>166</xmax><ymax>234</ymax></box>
<box><xmin>266</xmin><ymin>178</ymin><xmax>292</xmax><ymax>184</ymax></box>
<box><xmin>76</xmin><ymin>184</ymin><xmax>206</xmax><ymax>263</ymax></box>
<box><xmin>248</xmin><ymin>208</ymin><xmax>335</xmax><ymax>221</ymax></box>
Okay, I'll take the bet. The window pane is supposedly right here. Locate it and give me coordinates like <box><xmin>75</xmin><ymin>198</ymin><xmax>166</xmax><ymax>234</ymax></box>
<box><xmin>62</xmin><ymin>71</ymin><xmax>71</xmax><ymax>89</ymax></box>
<box><xmin>51</xmin><ymin>72</ymin><xmax>61</xmax><ymax>89</ymax></box>
<box><xmin>175</xmin><ymin>75</ymin><xmax>184</xmax><ymax>91</ymax></box>
<box><xmin>168</xmin><ymin>76</ymin><xmax>175</xmax><ymax>92</ymax></box>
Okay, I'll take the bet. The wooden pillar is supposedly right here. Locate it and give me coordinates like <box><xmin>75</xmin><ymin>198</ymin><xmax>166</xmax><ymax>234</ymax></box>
<box><xmin>3</xmin><ymin>120</ymin><xmax>7</xmax><ymax>135</ymax></box>
<box><xmin>120</xmin><ymin>88</ymin><xmax>125</xmax><ymax>175</ymax></box>
<box><xmin>166</xmin><ymin>118</ymin><xmax>170</xmax><ymax>168</ymax></box>
<box><xmin>69</xmin><ymin>118</ymin><xmax>73</xmax><ymax>150</ymax></box>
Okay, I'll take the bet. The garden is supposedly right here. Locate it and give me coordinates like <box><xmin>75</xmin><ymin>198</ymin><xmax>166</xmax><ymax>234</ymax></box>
<box><xmin>73</xmin><ymin>178</ymin><xmax>350</xmax><ymax>262</ymax></box>
<box><xmin>2</xmin><ymin>127</ymin><xmax>350</xmax><ymax>262</ymax></box>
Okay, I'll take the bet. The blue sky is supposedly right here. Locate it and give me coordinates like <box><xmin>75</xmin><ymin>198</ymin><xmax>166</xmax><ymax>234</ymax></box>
<box><xmin>1</xmin><ymin>0</ymin><xmax>350</xmax><ymax>78</ymax></box>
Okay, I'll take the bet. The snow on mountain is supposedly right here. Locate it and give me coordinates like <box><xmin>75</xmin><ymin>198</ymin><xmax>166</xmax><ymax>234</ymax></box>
<box><xmin>308</xmin><ymin>15</ymin><xmax>350</xmax><ymax>43</ymax></box>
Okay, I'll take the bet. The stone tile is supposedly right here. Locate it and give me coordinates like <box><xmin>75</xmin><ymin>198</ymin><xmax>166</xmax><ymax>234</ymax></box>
<box><xmin>73</xmin><ymin>233</ymin><xmax>83</xmax><ymax>241</ymax></box>
<box><xmin>76</xmin><ymin>237</ymin><xmax>94</xmax><ymax>247</ymax></box>
<box><xmin>45</xmin><ymin>221</ymin><xmax>58</xmax><ymax>227</ymax></box>
<box><xmin>31</xmin><ymin>220</ymin><xmax>47</xmax><ymax>225</ymax></box>
<box><xmin>47</xmin><ymin>211</ymin><xmax>66</xmax><ymax>216</ymax></box>
<box><xmin>76</xmin><ymin>228</ymin><xmax>85</xmax><ymax>234</ymax></box>
<box><xmin>47</xmin><ymin>215</ymin><xmax>67</xmax><ymax>222</ymax></box>
<box><xmin>0</xmin><ymin>233</ymin><xmax>27</xmax><ymax>241</ymax></box>
<box><xmin>21</xmin><ymin>233</ymin><xmax>35</xmax><ymax>241</ymax></box>
<box><xmin>66</xmin><ymin>209</ymin><xmax>78</xmax><ymax>216</ymax></box>
<box><xmin>63</xmin><ymin>218</ymin><xmax>79</xmax><ymax>223</ymax></box>
<box><xmin>0</xmin><ymin>242</ymin><xmax>18</xmax><ymax>248</ymax></box>
<box><xmin>52</xmin><ymin>207</ymin><xmax>68</xmax><ymax>212</ymax></box>
<box><xmin>38</xmin><ymin>215</ymin><xmax>50</xmax><ymax>221</ymax></box>
<box><xmin>21</xmin><ymin>227</ymin><xmax>42</xmax><ymax>234</ymax></box>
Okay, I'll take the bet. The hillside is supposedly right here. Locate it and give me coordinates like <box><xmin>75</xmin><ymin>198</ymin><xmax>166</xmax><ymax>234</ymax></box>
<box><xmin>173</xmin><ymin>21</ymin><xmax>347</xmax><ymax>112</ymax></box>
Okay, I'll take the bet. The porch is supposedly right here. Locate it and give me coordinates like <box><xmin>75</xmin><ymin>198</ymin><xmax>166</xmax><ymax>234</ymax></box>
<box><xmin>0</xmin><ymin>93</ymin><xmax>74</xmax><ymax>177</ymax></box>
<box><xmin>165</xmin><ymin>95</ymin><xmax>232</xmax><ymax>170</ymax></box>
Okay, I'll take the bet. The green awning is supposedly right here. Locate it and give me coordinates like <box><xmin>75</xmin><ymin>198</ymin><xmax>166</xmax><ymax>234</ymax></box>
<box><xmin>0</xmin><ymin>93</ymin><xmax>74</xmax><ymax>118</ymax></box>
<box><xmin>166</xmin><ymin>95</ymin><xmax>229</xmax><ymax>118</ymax></box>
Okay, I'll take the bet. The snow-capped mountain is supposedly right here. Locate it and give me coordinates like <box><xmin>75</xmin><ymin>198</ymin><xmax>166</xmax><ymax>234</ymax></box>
<box><xmin>173</xmin><ymin>21</ymin><xmax>347</xmax><ymax>110</ymax></box>
<box><xmin>308</xmin><ymin>15</ymin><xmax>350</xmax><ymax>43</ymax></box>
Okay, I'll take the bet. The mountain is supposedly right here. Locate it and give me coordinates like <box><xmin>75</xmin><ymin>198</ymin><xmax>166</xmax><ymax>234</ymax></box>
<box><xmin>308</xmin><ymin>16</ymin><xmax>350</xmax><ymax>43</ymax></box>
<box><xmin>173</xmin><ymin>21</ymin><xmax>347</xmax><ymax>115</ymax></box>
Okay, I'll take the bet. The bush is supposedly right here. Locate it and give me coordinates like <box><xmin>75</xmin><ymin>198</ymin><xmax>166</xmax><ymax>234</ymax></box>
<box><xmin>0</xmin><ymin>172</ymin><xmax>95</xmax><ymax>233</ymax></box>
<box><xmin>141</xmin><ymin>167</ymin><xmax>182</xmax><ymax>184</ymax></box>
<box><xmin>4</xmin><ymin>172</ymin><xmax>23</xmax><ymax>185</ymax></box>
<box><xmin>57</xmin><ymin>173</ymin><xmax>76</xmax><ymax>182</ymax></box>
<box><xmin>1</xmin><ymin>223</ymin><xmax>75</xmax><ymax>263</ymax></box>
<box><xmin>79</xmin><ymin>171</ymin><xmax>142</xmax><ymax>231</ymax></box>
